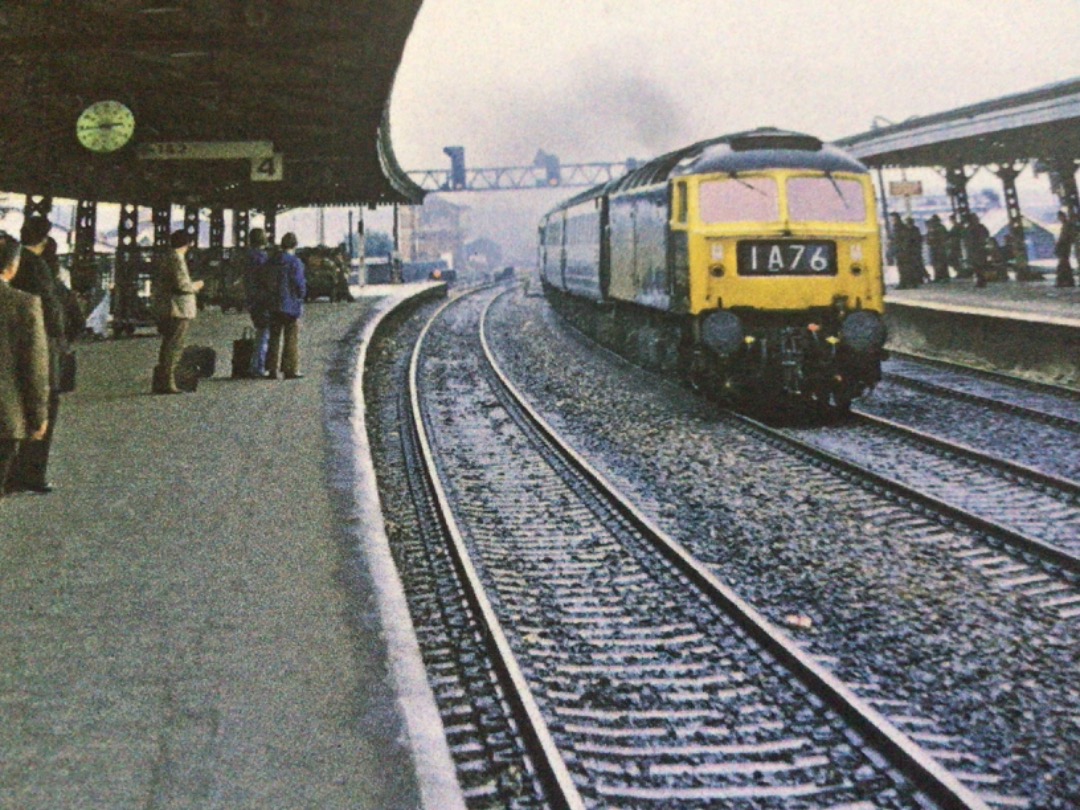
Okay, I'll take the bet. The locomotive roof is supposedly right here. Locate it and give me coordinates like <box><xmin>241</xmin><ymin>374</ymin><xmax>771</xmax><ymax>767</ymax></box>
<box><xmin>542</xmin><ymin>128</ymin><xmax>869</xmax><ymax>218</ymax></box>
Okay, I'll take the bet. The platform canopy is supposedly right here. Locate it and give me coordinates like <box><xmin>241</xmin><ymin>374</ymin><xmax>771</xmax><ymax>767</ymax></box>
<box><xmin>835</xmin><ymin>77</ymin><xmax>1080</xmax><ymax>169</ymax></box>
<box><xmin>0</xmin><ymin>0</ymin><xmax>425</xmax><ymax>209</ymax></box>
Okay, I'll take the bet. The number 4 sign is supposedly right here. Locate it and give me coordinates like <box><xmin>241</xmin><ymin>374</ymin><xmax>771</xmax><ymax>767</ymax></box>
<box><xmin>251</xmin><ymin>154</ymin><xmax>283</xmax><ymax>182</ymax></box>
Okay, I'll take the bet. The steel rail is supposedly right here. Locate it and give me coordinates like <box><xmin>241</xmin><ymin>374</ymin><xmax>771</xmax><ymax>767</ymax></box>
<box><xmin>851</xmin><ymin>410</ymin><xmax>1080</xmax><ymax>499</ymax></box>
<box><xmin>888</xmin><ymin>350</ymin><xmax>1080</xmax><ymax>403</ymax></box>
<box><xmin>479</xmin><ymin>288</ymin><xmax>990</xmax><ymax>810</ymax></box>
<box><xmin>733</xmin><ymin>412</ymin><xmax>1080</xmax><ymax>577</ymax></box>
<box><xmin>408</xmin><ymin>290</ymin><xmax>586</xmax><ymax>810</ymax></box>
<box><xmin>883</xmin><ymin>357</ymin><xmax>1080</xmax><ymax>432</ymax></box>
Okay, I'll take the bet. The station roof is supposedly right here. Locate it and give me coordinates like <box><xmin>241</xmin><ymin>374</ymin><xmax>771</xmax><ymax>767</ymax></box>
<box><xmin>835</xmin><ymin>77</ymin><xmax>1080</xmax><ymax>169</ymax></box>
<box><xmin>0</xmin><ymin>1</ymin><xmax>425</xmax><ymax>209</ymax></box>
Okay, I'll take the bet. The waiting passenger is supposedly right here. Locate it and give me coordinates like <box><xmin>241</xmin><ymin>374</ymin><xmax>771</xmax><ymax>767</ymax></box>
<box><xmin>265</xmin><ymin>232</ymin><xmax>306</xmax><ymax>380</ymax></box>
<box><xmin>926</xmin><ymin>214</ymin><xmax>949</xmax><ymax>282</ymax></box>
<box><xmin>242</xmin><ymin>228</ymin><xmax>273</xmax><ymax>377</ymax></box>
<box><xmin>0</xmin><ymin>233</ymin><xmax>50</xmax><ymax>497</ymax></box>
<box><xmin>8</xmin><ymin>217</ymin><xmax>64</xmax><ymax>493</ymax></box>
<box><xmin>151</xmin><ymin>230</ymin><xmax>204</xmax><ymax>394</ymax></box>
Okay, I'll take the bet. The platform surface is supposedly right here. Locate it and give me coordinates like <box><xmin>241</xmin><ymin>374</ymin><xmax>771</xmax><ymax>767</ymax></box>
<box><xmin>1</xmin><ymin>290</ymin><xmax>460</xmax><ymax>809</ymax></box>
<box><xmin>885</xmin><ymin>276</ymin><xmax>1080</xmax><ymax>328</ymax></box>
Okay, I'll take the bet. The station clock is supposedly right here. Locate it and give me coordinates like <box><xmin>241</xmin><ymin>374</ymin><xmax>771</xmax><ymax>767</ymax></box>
<box><xmin>76</xmin><ymin>101</ymin><xmax>136</xmax><ymax>153</ymax></box>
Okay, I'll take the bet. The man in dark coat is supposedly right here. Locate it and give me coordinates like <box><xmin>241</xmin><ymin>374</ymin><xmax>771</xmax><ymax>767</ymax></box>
<box><xmin>1055</xmin><ymin>210</ymin><xmax>1076</xmax><ymax>288</ymax></box>
<box><xmin>8</xmin><ymin>217</ymin><xmax>63</xmax><ymax>493</ymax></box>
<box><xmin>0</xmin><ymin>233</ymin><xmax>50</xmax><ymax>497</ymax></box>
<box><xmin>966</xmin><ymin>214</ymin><xmax>990</xmax><ymax>288</ymax></box>
<box><xmin>905</xmin><ymin>216</ymin><xmax>927</xmax><ymax>286</ymax></box>
<box><xmin>241</xmin><ymin>227</ymin><xmax>273</xmax><ymax>377</ymax></box>
<box><xmin>947</xmin><ymin>214</ymin><xmax>966</xmax><ymax>278</ymax></box>
<box><xmin>890</xmin><ymin>213</ymin><xmax>913</xmax><ymax>288</ymax></box>
<box><xmin>266</xmin><ymin>232</ymin><xmax>307</xmax><ymax>379</ymax></box>
<box><xmin>926</xmin><ymin>214</ymin><xmax>949</xmax><ymax>282</ymax></box>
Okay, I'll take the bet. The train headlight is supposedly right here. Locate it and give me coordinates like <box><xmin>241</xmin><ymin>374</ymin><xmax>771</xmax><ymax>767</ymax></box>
<box><xmin>840</xmin><ymin>311</ymin><xmax>885</xmax><ymax>353</ymax></box>
<box><xmin>701</xmin><ymin>311</ymin><xmax>744</xmax><ymax>356</ymax></box>
<box><xmin>710</xmin><ymin>264</ymin><xmax>725</xmax><ymax>278</ymax></box>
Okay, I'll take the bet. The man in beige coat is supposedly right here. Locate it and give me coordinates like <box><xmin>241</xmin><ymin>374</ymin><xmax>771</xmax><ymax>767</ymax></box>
<box><xmin>152</xmin><ymin>230</ymin><xmax>204</xmax><ymax>394</ymax></box>
<box><xmin>0</xmin><ymin>233</ymin><xmax>49</xmax><ymax>496</ymax></box>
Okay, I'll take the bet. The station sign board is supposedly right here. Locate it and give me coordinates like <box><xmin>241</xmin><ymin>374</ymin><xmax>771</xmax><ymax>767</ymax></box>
<box><xmin>889</xmin><ymin>180</ymin><xmax>923</xmax><ymax>197</ymax></box>
<box><xmin>137</xmin><ymin>140</ymin><xmax>282</xmax><ymax>182</ymax></box>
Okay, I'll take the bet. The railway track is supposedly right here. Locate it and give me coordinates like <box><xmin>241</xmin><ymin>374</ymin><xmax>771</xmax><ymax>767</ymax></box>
<box><xmin>882</xmin><ymin>353</ymin><xmax>1080</xmax><ymax>432</ymax></box>
<box><xmin>407</xmin><ymin>286</ymin><xmax>996</xmax><ymax>809</ymax></box>
<box><xmin>740</xmin><ymin>410</ymin><xmax>1080</xmax><ymax>623</ymax></box>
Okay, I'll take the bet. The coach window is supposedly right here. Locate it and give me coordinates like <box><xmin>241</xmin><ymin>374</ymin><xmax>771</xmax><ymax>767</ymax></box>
<box><xmin>699</xmin><ymin>176</ymin><xmax>779</xmax><ymax>223</ymax></box>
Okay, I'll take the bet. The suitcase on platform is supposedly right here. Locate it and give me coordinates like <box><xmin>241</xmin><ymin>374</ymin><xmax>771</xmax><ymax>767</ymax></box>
<box><xmin>177</xmin><ymin>345</ymin><xmax>216</xmax><ymax>391</ymax></box>
<box><xmin>231</xmin><ymin>329</ymin><xmax>255</xmax><ymax>378</ymax></box>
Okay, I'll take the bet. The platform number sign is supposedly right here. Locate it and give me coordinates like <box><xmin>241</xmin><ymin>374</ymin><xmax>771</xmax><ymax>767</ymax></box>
<box><xmin>251</xmin><ymin>153</ymin><xmax>283</xmax><ymax>182</ymax></box>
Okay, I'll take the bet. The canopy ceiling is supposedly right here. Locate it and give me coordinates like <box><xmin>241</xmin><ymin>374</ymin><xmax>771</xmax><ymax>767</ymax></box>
<box><xmin>835</xmin><ymin>78</ymin><xmax>1080</xmax><ymax>170</ymax></box>
<box><xmin>0</xmin><ymin>0</ymin><xmax>425</xmax><ymax>209</ymax></box>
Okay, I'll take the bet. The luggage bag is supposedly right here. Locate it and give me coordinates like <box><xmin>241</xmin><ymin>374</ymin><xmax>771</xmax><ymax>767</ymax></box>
<box><xmin>177</xmin><ymin>345</ymin><xmax>216</xmax><ymax>391</ymax></box>
<box><xmin>231</xmin><ymin>329</ymin><xmax>255</xmax><ymax>378</ymax></box>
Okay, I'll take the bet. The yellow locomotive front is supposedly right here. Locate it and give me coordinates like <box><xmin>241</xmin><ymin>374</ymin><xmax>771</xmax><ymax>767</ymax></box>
<box><xmin>674</xmin><ymin>153</ymin><xmax>885</xmax><ymax>410</ymax></box>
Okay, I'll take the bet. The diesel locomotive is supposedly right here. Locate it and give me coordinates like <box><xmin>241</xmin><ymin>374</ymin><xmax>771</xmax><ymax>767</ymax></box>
<box><xmin>538</xmin><ymin>128</ymin><xmax>886</xmax><ymax>412</ymax></box>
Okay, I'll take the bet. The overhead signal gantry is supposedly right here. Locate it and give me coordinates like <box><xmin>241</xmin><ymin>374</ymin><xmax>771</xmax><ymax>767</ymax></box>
<box><xmin>407</xmin><ymin>147</ymin><xmax>639</xmax><ymax>192</ymax></box>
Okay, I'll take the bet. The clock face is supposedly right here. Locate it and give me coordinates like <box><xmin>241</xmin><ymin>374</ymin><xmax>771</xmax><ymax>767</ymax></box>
<box><xmin>76</xmin><ymin>101</ymin><xmax>135</xmax><ymax>153</ymax></box>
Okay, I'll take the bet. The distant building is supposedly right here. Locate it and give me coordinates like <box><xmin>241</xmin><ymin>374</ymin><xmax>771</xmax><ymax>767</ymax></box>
<box><xmin>465</xmin><ymin>237</ymin><xmax>503</xmax><ymax>279</ymax></box>
<box><xmin>981</xmin><ymin>210</ymin><xmax>1058</xmax><ymax>261</ymax></box>
<box><xmin>398</xmin><ymin>196</ymin><xmax>469</xmax><ymax>270</ymax></box>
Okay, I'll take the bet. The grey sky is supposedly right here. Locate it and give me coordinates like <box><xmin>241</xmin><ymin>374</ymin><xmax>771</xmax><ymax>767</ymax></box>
<box><xmin>390</xmin><ymin>0</ymin><xmax>1080</xmax><ymax>171</ymax></box>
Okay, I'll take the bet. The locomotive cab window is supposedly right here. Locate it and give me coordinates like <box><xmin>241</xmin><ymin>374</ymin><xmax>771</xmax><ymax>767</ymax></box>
<box><xmin>698</xmin><ymin>176</ymin><xmax>779</xmax><ymax>224</ymax></box>
<box><xmin>786</xmin><ymin>176</ymin><xmax>867</xmax><ymax>223</ymax></box>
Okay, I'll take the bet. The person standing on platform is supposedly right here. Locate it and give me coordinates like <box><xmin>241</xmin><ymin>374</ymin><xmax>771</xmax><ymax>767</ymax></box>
<box><xmin>8</xmin><ymin>217</ymin><xmax>64</xmax><ymax>493</ymax></box>
<box><xmin>0</xmin><ymin>233</ymin><xmax>49</xmax><ymax>497</ymax></box>
<box><xmin>966</xmin><ymin>213</ymin><xmax>990</xmax><ymax>288</ymax></box>
<box><xmin>926</xmin><ymin>214</ymin><xmax>949</xmax><ymax>282</ymax></box>
<box><xmin>242</xmin><ymin>227</ymin><xmax>273</xmax><ymax>377</ymax></box>
<box><xmin>151</xmin><ymin>230</ymin><xmax>204</xmax><ymax>395</ymax></box>
<box><xmin>890</xmin><ymin>214</ymin><xmax>912</xmax><ymax>288</ymax></box>
<box><xmin>266</xmin><ymin>232</ymin><xmax>306</xmax><ymax>380</ymax></box>
<box><xmin>947</xmin><ymin>214</ymin><xmax>966</xmax><ymax>279</ymax></box>
<box><xmin>1054</xmin><ymin>210</ymin><xmax>1076</xmax><ymax>288</ymax></box>
<box><xmin>905</xmin><ymin>216</ymin><xmax>927</xmax><ymax>286</ymax></box>
<box><xmin>42</xmin><ymin>236</ymin><xmax>86</xmax><ymax>341</ymax></box>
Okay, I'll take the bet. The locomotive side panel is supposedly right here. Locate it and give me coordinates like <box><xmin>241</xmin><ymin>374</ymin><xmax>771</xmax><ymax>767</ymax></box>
<box><xmin>608</xmin><ymin>187</ymin><xmax>672</xmax><ymax>311</ymax></box>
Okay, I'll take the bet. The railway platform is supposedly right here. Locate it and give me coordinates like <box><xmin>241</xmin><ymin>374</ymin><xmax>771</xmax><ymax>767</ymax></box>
<box><xmin>1</xmin><ymin>284</ymin><xmax>464</xmax><ymax>809</ymax></box>
<box><xmin>884</xmin><ymin>275</ymin><xmax>1080</xmax><ymax>388</ymax></box>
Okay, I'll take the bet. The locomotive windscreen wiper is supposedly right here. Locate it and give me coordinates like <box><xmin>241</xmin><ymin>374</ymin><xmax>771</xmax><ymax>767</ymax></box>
<box><xmin>824</xmin><ymin>171</ymin><xmax>850</xmax><ymax>208</ymax></box>
<box><xmin>728</xmin><ymin>171</ymin><xmax>768</xmax><ymax>196</ymax></box>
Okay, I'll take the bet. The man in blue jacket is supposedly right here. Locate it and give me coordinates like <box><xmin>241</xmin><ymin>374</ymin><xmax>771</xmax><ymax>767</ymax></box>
<box><xmin>266</xmin><ymin>232</ymin><xmax>306</xmax><ymax>379</ymax></box>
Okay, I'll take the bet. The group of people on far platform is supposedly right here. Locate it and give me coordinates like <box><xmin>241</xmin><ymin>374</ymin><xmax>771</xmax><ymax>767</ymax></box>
<box><xmin>151</xmin><ymin>227</ymin><xmax>307</xmax><ymax>394</ymax></box>
<box><xmin>890</xmin><ymin>210</ymin><xmax>1077</xmax><ymax>290</ymax></box>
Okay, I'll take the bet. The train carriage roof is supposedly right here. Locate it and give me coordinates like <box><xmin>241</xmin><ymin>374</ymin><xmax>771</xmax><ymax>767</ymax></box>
<box><xmin>543</xmin><ymin>128</ymin><xmax>868</xmax><ymax>218</ymax></box>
